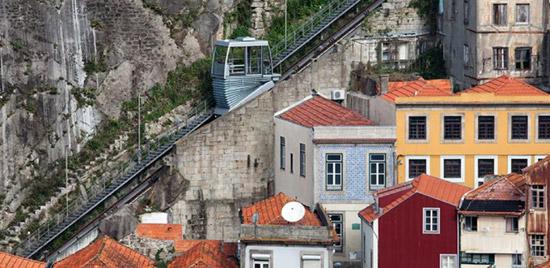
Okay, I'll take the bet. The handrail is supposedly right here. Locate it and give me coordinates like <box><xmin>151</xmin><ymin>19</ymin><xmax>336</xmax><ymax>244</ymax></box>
<box><xmin>17</xmin><ymin>98</ymin><xmax>215</xmax><ymax>258</ymax></box>
<box><xmin>270</xmin><ymin>0</ymin><xmax>362</xmax><ymax>67</ymax></box>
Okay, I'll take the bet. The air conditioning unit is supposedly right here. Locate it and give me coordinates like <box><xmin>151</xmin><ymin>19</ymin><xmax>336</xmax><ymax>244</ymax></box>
<box><xmin>331</xmin><ymin>89</ymin><xmax>345</xmax><ymax>101</ymax></box>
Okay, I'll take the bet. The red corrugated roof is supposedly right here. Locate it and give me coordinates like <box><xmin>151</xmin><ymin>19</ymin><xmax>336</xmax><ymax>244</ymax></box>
<box><xmin>169</xmin><ymin>240</ymin><xmax>238</xmax><ymax>268</ymax></box>
<box><xmin>54</xmin><ymin>236</ymin><xmax>155</xmax><ymax>268</ymax></box>
<box><xmin>382</xmin><ymin>78</ymin><xmax>453</xmax><ymax>103</ymax></box>
<box><xmin>0</xmin><ymin>252</ymin><xmax>45</xmax><ymax>268</ymax></box>
<box><xmin>279</xmin><ymin>95</ymin><xmax>374</xmax><ymax>127</ymax></box>
<box><xmin>135</xmin><ymin>224</ymin><xmax>182</xmax><ymax>241</ymax></box>
<box><xmin>463</xmin><ymin>174</ymin><xmax>525</xmax><ymax>201</ymax></box>
<box><xmin>359</xmin><ymin>175</ymin><xmax>471</xmax><ymax>222</ymax></box>
<box><xmin>241</xmin><ymin>193</ymin><xmax>321</xmax><ymax>226</ymax></box>
<box><xmin>461</xmin><ymin>75</ymin><xmax>548</xmax><ymax>96</ymax></box>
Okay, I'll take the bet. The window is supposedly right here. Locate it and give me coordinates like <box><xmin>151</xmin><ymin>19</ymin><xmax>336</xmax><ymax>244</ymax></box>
<box><xmin>532</xmin><ymin>185</ymin><xmax>545</xmax><ymax>209</ymax></box>
<box><xmin>477</xmin><ymin>116</ymin><xmax>495</xmax><ymax>140</ymax></box>
<box><xmin>302</xmin><ymin>255</ymin><xmax>322</xmax><ymax>268</ymax></box>
<box><xmin>493</xmin><ymin>4</ymin><xmax>507</xmax><ymax>25</ymax></box>
<box><xmin>443</xmin><ymin>116</ymin><xmax>462</xmax><ymax>140</ymax></box>
<box><xmin>290</xmin><ymin>153</ymin><xmax>294</xmax><ymax>174</ymax></box>
<box><xmin>506</xmin><ymin>217</ymin><xmax>519</xmax><ymax>233</ymax></box>
<box><xmin>441</xmin><ymin>156</ymin><xmax>464</xmax><ymax>182</ymax></box>
<box><xmin>329</xmin><ymin>214</ymin><xmax>343</xmax><ymax>252</ymax></box>
<box><xmin>280</xmin><ymin>137</ymin><xmax>285</xmax><ymax>170</ymax></box>
<box><xmin>511</xmin><ymin>115</ymin><xmax>528</xmax><ymax>140</ymax></box>
<box><xmin>407</xmin><ymin>157</ymin><xmax>429</xmax><ymax>179</ymax></box>
<box><xmin>408</xmin><ymin>116</ymin><xmax>427</xmax><ymax>140</ymax></box>
<box><xmin>531</xmin><ymin>235</ymin><xmax>545</xmax><ymax>256</ymax></box>
<box><xmin>493</xmin><ymin>47</ymin><xmax>509</xmax><ymax>70</ymax></box>
<box><xmin>463</xmin><ymin>44</ymin><xmax>470</xmax><ymax>65</ymax></box>
<box><xmin>464</xmin><ymin>216</ymin><xmax>477</xmax><ymax>231</ymax></box>
<box><xmin>423</xmin><ymin>208</ymin><xmax>440</xmax><ymax>234</ymax></box>
<box><xmin>516</xmin><ymin>4</ymin><xmax>530</xmax><ymax>24</ymax></box>
<box><xmin>299</xmin><ymin>143</ymin><xmax>305</xmax><ymax>177</ymax></box>
<box><xmin>441</xmin><ymin>255</ymin><xmax>457</xmax><ymax>268</ymax></box>
<box><xmin>326</xmin><ymin>154</ymin><xmax>343</xmax><ymax>190</ymax></box>
<box><xmin>460</xmin><ymin>253</ymin><xmax>495</xmax><ymax>265</ymax></box>
<box><xmin>538</xmin><ymin>115</ymin><xmax>550</xmax><ymax>140</ymax></box>
<box><xmin>369</xmin><ymin>154</ymin><xmax>386</xmax><ymax>189</ymax></box>
<box><xmin>253</xmin><ymin>259</ymin><xmax>270</xmax><ymax>268</ymax></box>
<box><xmin>463</xmin><ymin>0</ymin><xmax>469</xmax><ymax>24</ymax></box>
<box><xmin>537</xmin><ymin>156</ymin><xmax>547</xmax><ymax>162</ymax></box>
<box><xmin>510</xmin><ymin>157</ymin><xmax>529</xmax><ymax>173</ymax></box>
<box><xmin>477</xmin><ymin>158</ymin><xmax>496</xmax><ymax>180</ymax></box>
<box><xmin>512</xmin><ymin>254</ymin><xmax>522</xmax><ymax>267</ymax></box>
<box><xmin>515</xmin><ymin>47</ymin><xmax>532</xmax><ymax>70</ymax></box>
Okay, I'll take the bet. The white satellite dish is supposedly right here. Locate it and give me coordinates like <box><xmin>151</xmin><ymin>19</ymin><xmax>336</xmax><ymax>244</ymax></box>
<box><xmin>281</xmin><ymin>201</ymin><xmax>306</xmax><ymax>222</ymax></box>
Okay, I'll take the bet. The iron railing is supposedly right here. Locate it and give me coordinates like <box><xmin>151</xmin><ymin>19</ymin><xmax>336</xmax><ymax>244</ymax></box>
<box><xmin>17</xmin><ymin>98</ymin><xmax>215</xmax><ymax>258</ymax></box>
<box><xmin>270</xmin><ymin>0</ymin><xmax>363</xmax><ymax>68</ymax></box>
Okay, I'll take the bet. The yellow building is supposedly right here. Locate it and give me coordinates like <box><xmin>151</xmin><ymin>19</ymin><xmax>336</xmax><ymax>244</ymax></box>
<box><xmin>394</xmin><ymin>76</ymin><xmax>550</xmax><ymax>187</ymax></box>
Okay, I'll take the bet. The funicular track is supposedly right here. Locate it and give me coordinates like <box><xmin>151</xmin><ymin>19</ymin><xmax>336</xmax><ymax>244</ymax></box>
<box><xmin>17</xmin><ymin>0</ymin><xmax>384</xmax><ymax>260</ymax></box>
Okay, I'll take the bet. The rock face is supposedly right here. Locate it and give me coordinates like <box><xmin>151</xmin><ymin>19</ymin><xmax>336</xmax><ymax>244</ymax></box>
<box><xmin>0</xmin><ymin>0</ymin><xmax>238</xmax><ymax>228</ymax></box>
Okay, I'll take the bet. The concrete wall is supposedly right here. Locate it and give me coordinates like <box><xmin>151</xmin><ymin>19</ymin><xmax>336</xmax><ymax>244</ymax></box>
<box><xmin>346</xmin><ymin>92</ymin><xmax>396</xmax><ymax>126</ymax></box>
<box><xmin>242</xmin><ymin>244</ymin><xmax>332</xmax><ymax>268</ymax></box>
<box><xmin>273</xmin><ymin>117</ymin><xmax>315</xmax><ymax>207</ymax></box>
<box><xmin>170</xmin><ymin>42</ymin><xmax>355</xmax><ymax>241</ymax></box>
<box><xmin>322</xmin><ymin>203</ymin><xmax>367</xmax><ymax>265</ymax></box>
<box><xmin>441</xmin><ymin>0</ymin><xmax>548</xmax><ymax>87</ymax></box>
<box><xmin>461</xmin><ymin>215</ymin><xmax>527</xmax><ymax>267</ymax></box>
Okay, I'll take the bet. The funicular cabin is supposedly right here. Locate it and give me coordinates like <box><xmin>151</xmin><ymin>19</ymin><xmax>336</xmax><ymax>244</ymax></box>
<box><xmin>212</xmin><ymin>37</ymin><xmax>280</xmax><ymax>114</ymax></box>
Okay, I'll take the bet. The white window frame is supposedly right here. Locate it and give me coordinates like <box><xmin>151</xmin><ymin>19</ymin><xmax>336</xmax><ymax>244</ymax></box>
<box><xmin>440</xmin><ymin>155</ymin><xmax>465</xmax><ymax>182</ymax></box>
<box><xmin>423</xmin><ymin>207</ymin><xmax>440</xmax><ymax>234</ymax></box>
<box><xmin>474</xmin><ymin>155</ymin><xmax>498</xmax><ymax>187</ymax></box>
<box><xmin>515</xmin><ymin>3</ymin><xmax>530</xmax><ymax>24</ymax></box>
<box><xmin>326</xmin><ymin>153</ymin><xmax>344</xmax><ymax>191</ymax></box>
<box><xmin>301</xmin><ymin>253</ymin><xmax>323</xmax><ymax>268</ymax></box>
<box><xmin>369</xmin><ymin>153</ymin><xmax>386</xmax><ymax>190</ymax></box>
<box><xmin>531</xmin><ymin>185</ymin><xmax>545</xmax><ymax>209</ymax></box>
<box><xmin>512</xmin><ymin>253</ymin><xmax>523</xmax><ymax>268</ymax></box>
<box><xmin>440</xmin><ymin>254</ymin><xmax>457</xmax><ymax>268</ymax></box>
<box><xmin>329</xmin><ymin>213</ymin><xmax>344</xmax><ymax>252</ymax></box>
<box><xmin>507</xmin><ymin>155</ymin><xmax>531</xmax><ymax>174</ymax></box>
<box><xmin>406</xmin><ymin>156</ymin><xmax>430</xmax><ymax>181</ymax></box>
<box><xmin>530</xmin><ymin>234</ymin><xmax>545</xmax><ymax>257</ymax></box>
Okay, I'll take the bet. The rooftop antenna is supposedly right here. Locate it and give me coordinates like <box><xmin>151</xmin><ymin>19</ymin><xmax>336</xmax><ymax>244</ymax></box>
<box><xmin>281</xmin><ymin>201</ymin><xmax>306</xmax><ymax>223</ymax></box>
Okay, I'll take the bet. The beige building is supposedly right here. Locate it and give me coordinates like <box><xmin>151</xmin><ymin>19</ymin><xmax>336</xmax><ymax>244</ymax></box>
<box><xmin>440</xmin><ymin>0</ymin><xmax>548</xmax><ymax>89</ymax></box>
<box><xmin>459</xmin><ymin>174</ymin><xmax>527</xmax><ymax>268</ymax></box>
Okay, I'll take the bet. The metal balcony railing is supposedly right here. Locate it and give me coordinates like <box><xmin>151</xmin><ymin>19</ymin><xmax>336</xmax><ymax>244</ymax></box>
<box><xmin>17</xmin><ymin>98</ymin><xmax>215</xmax><ymax>258</ymax></box>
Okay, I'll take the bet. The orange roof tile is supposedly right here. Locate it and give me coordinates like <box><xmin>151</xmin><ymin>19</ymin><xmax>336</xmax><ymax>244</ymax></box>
<box><xmin>382</xmin><ymin>78</ymin><xmax>453</xmax><ymax>103</ymax></box>
<box><xmin>461</xmin><ymin>75</ymin><xmax>547</xmax><ymax>96</ymax></box>
<box><xmin>168</xmin><ymin>241</ymin><xmax>238</xmax><ymax>268</ymax></box>
<box><xmin>135</xmin><ymin>224</ymin><xmax>182</xmax><ymax>241</ymax></box>
<box><xmin>54</xmin><ymin>236</ymin><xmax>155</xmax><ymax>268</ymax></box>
<box><xmin>241</xmin><ymin>193</ymin><xmax>321</xmax><ymax>226</ymax></box>
<box><xmin>279</xmin><ymin>95</ymin><xmax>374</xmax><ymax>127</ymax></box>
<box><xmin>537</xmin><ymin>260</ymin><xmax>550</xmax><ymax>268</ymax></box>
<box><xmin>0</xmin><ymin>252</ymin><xmax>45</xmax><ymax>268</ymax></box>
<box><xmin>359</xmin><ymin>175</ymin><xmax>471</xmax><ymax>222</ymax></box>
<box><xmin>463</xmin><ymin>174</ymin><xmax>525</xmax><ymax>201</ymax></box>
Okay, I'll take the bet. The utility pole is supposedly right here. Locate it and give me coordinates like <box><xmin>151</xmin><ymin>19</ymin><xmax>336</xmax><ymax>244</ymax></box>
<box><xmin>137</xmin><ymin>95</ymin><xmax>141</xmax><ymax>164</ymax></box>
<box><xmin>285</xmin><ymin>0</ymin><xmax>288</xmax><ymax>50</ymax></box>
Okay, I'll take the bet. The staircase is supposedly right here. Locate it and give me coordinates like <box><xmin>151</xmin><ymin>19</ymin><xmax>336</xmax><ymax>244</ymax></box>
<box><xmin>271</xmin><ymin>0</ymin><xmax>363</xmax><ymax>68</ymax></box>
<box><xmin>17</xmin><ymin>100</ymin><xmax>214</xmax><ymax>258</ymax></box>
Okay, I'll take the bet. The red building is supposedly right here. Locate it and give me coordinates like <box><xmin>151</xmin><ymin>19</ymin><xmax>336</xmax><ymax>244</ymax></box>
<box><xmin>359</xmin><ymin>174</ymin><xmax>470</xmax><ymax>268</ymax></box>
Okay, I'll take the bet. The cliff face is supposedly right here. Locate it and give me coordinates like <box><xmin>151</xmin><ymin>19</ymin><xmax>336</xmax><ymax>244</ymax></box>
<box><xmin>0</xmin><ymin>0</ymin><xmax>233</xmax><ymax>227</ymax></box>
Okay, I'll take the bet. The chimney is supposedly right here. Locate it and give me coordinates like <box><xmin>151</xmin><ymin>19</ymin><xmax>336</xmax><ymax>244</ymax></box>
<box><xmin>379</xmin><ymin>74</ymin><xmax>389</xmax><ymax>95</ymax></box>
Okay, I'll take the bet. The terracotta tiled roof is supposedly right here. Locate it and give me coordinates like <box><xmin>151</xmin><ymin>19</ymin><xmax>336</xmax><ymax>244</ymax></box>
<box><xmin>135</xmin><ymin>224</ymin><xmax>182</xmax><ymax>241</ymax></box>
<box><xmin>279</xmin><ymin>95</ymin><xmax>374</xmax><ymax>127</ymax></box>
<box><xmin>169</xmin><ymin>240</ymin><xmax>238</xmax><ymax>268</ymax></box>
<box><xmin>54</xmin><ymin>236</ymin><xmax>155</xmax><ymax>268</ymax></box>
<box><xmin>463</xmin><ymin>174</ymin><xmax>525</xmax><ymax>201</ymax></box>
<box><xmin>524</xmin><ymin>155</ymin><xmax>550</xmax><ymax>185</ymax></box>
<box><xmin>461</xmin><ymin>75</ymin><xmax>548</xmax><ymax>96</ymax></box>
<box><xmin>381</xmin><ymin>78</ymin><xmax>453</xmax><ymax>103</ymax></box>
<box><xmin>537</xmin><ymin>260</ymin><xmax>550</xmax><ymax>268</ymax></box>
<box><xmin>0</xmin><ymin>251</ymin><xmax>45</xmax><ymax>268</ymax></box>
<box><xmin>359</xmin><ymin>175</ymin><xmax>470</xmax><ymax>222</ymax></box>
<box><xmin>241</xmin><ymin>193</ymin><xmax>321</xmax><ymax>226</ymax></box>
